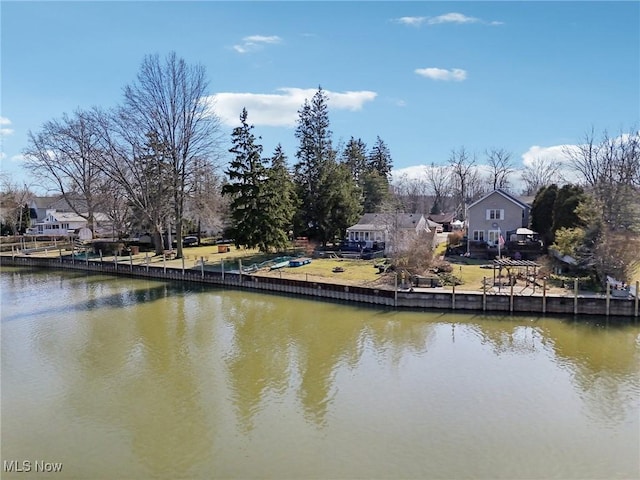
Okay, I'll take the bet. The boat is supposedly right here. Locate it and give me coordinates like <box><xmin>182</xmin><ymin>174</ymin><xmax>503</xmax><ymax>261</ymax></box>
<box><xmin>269</xmin><ymin>260</ymin><xmax>290</xmax><ymax>270</ymax></box>
<box><xmin>289</xmin><ymin>257</ymin><xmax>311</xmax><ymax>267</ymax></box>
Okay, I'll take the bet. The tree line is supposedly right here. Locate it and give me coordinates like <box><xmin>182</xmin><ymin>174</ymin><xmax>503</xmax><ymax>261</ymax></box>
<box><xmin>13</xmin><ymin>53</ymin><xmax>393</xmax><ymax>256</ymax></box>
<box><xmin>530</xmin><ymin>129</ymin><xmax>640</xmax><ymax>285</ymax></box>
<box><xmin>19</xmin><ymin>53</ymin><xmax>224</xmax><ymax>258</ymax></box>
<box><xmin>3</xmin><ymin>51</ymin><xmax>638</xmax><ymax>284</ymax></box>
<box><xmin>223</xmin><ymin>87</ymin><xmax>393</xmax><ymax>251</ymax></box>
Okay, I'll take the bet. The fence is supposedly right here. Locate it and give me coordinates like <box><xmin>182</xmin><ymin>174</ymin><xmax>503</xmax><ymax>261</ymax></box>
<box><xmin>2</xmin><ymin>255</ymin><xmax>638</xmax><ymax>319</ymax></box>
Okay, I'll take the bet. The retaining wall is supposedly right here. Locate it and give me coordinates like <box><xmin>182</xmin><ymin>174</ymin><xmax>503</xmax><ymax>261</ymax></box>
<box><xmin>2</xmin><ymin>256</ymin><xmax>637</xmax><ymax>318</ymax></box>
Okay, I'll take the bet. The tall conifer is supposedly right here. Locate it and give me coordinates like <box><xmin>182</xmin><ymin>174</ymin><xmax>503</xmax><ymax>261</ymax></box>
<box><xmin>222</xmin><ymin>108</ymin><xmax>268</xmax><ymax>250</ymax></box>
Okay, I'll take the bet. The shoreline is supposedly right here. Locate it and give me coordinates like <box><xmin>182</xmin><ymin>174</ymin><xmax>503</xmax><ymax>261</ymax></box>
<box><xmin>1</xmin><ymin>254</ymin><xmax>638</xmax><ymax>319</ymax></box>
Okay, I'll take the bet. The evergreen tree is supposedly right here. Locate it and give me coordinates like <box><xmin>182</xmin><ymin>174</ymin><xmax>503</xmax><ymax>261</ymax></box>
<box><xmin>361</xmin><ymin>170</ymin><xmax>389</xmax><ymax>213</ymax></box>
<box><xmin>341</xmin><ymin>137</ymin><xmax>368</xmax><ymax>184</ymax></box>
<box><xmin>222</xmin><ymin>108</ymin><xmax>269</xmax><ymax>250</ymax></box>
<box><xmin>552</xmin><ymin>184</ymin><xmax>586</xmax><ymax>233</ymax></box>
<box><xmin>317</xmin><ymin>162</ymin><xmax>362</xmax><ymax>244</ymax></box>
<box><xmin>367</xmin><ymin>136</ymin><xmax>393</xmax><ymax>178</ymax></box>
<box><xmin>530</xmin><ymin>184</ymin><xmax>558</xmax><ymax>247</ymax></box>
<box><xmin>262</xmin><ymin>144</ymin><xmax>297</xmax><ymax>251</ymax></box>
<box><xmin>293</xmin><ymin>87</ymin><xmax>336</xmax><ymax>239</ymax></box>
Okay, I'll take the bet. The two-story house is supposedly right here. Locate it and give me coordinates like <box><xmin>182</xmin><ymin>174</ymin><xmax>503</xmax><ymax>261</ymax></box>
<box><xmin>467</xmin><ymin>189</ymin><xmax>531</xmax><ymax>248</ymax></box>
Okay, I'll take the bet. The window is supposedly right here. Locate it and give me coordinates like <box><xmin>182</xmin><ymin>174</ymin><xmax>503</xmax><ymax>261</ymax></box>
<box><xmin>486</xmin><ymin>209</ymin><xmax>504</xmax><ymax>220</ymax></box>
<box><xmin>473</xmin><ymin>230</ymin><xmax>485</xmax><ymax>241</ymax></box>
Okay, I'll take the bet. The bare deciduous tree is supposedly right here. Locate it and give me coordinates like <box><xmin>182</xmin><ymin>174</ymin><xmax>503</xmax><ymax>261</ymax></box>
<box><xmin>24</xmin><ymin>110</ymin><xmax>106</xmax><ymax>231</ymax></box>
<box><xmin>187</xmin><ymin>158</ymin><xmax>228</xmax><ymax>239</ymax></box>
<box><xmin>121</xmin><ymin>52</ymin><xmax>223</xmax><ymax>258</ymax></box>
<box><xmin>448</xmin><ymin>147</ymin><xmax>477</xmax><ymax>219</ymax></box>
<box><xmin>564</xmin><ymin>127</ymin><xmax>640</xmax><ymax>230</ymax></box>
<box><xmin>520</xmin><ymin>157</ymin><xmax>562</xmax><ymax>196</ymax></box>
<box><xmin>0</xmin><ymin>174</ymin><xmax>32</xmax><ymax>235</ymax></box>
<box><xmin>485</xmin><ymin>148</ymin><xmax>514</xmax><ymax>191</ymax></box>
<box><xmin>425</xmin><ymin>163</ymin><xmax>450</xmax><ymax>214</ymax></box>
<box><xmin>93</xmin><ymin>109</ymin><xmax>173</xmax><ymax>254</ymax></box>
<box><xmin>392</xmin><ymin>174</ymin><xmax>429</xmax><ymax>213</ymax></box>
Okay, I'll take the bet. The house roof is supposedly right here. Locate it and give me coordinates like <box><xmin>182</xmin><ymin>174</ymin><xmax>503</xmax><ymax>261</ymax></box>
<box><xmin>47</xmin><ymin>212</ymin><xmax>87</xmax><ymax>223</ymax></box>
<box><xmin>428</xmin><ymin>212</ymin><xmax>455</xmax><ymax>224</ymax></box>
<box><xmin>347</xmin><ymin>223</ymin><xmax>384</xmax><ymax>232</ymax></box>
<box><xmin>396</xmin><ymin>213</ymin><xmax>426</xmax><ymax>229</ymax></box>
<box><xmin>43</xmin><ymin>211</ymin><xmax>111</xmax><ymax>223</ymax></box>
<box><xmin>347</xmin><ymin>213</ymin><xmax>428</xmax><ymax>231</ymax></box>
<box><xmin>468</xmin><ymin>189</ymin><xmax>530</xmax><ymax>211</ymax></box>
<box><xmin>31</xmin><ymin>195</ymin><xmax>88</xmax><ymax>213</ymax></box>
<box><xmin>517</xmin><ymin>195</ymin><xmax>536</xmax><ymax>206</ymax></box>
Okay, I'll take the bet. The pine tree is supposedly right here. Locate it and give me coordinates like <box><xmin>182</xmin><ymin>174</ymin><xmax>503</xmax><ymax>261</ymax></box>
<box><xmin>341</xmin><ymin>137</ymin><xmax>368</xmax><ymax>185</ymax></box>
<box><xmin>294</xmin><ymin>87</ymin><xmax>336</xmax><ymax>240</ymax></box>
<box><xmin>361</xmin><ymin>170</ymin><xmax>389</xmax><ymax>213</ymax></box>
<box><xmin>367</xmin><ymin>136</ymin><xmax>393</xmax><ymax>178</ymax></box>
<box><xmin>530</xmin><ymin>184</ymin><xmax>558</xmax><ymax>248</ymax></box>
<box><xmin>262</xmin><ymin>145</ymin><xmax>297</xmax><ymax>251</ymax></box>
<box><xmin>222</xmin><ymin>108</ymin><xmax>269</xmax><ymax>250</ymax></box>
<box><xmin>317</xmin><ymin>162</ymin><xmax>362</xmax><ymax>244</ymax></box>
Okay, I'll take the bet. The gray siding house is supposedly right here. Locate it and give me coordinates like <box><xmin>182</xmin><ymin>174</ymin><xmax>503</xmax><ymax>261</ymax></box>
<box><xmin>467</xmin><ymin>189</ymin><xmax>530</xmax><ymax>247</ymax></box>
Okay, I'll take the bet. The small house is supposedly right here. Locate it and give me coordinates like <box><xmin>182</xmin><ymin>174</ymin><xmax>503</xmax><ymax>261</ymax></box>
<box><xmin>346</xmin><ymin>213</ymin><xmax>433</xmax><ymax>254</ymax></box>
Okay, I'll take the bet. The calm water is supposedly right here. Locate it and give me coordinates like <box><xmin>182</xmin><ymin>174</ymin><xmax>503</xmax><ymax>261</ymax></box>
<box><xmin>1</xmin><ymin>267</ymin><xmax>639</xmax><ymax>480</ymax></box>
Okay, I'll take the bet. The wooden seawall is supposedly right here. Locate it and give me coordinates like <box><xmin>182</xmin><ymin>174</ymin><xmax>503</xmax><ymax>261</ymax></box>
<box><xmin>2</xmin><ymin>256</ymin><xmax>638</xmax><ymax>319</ymax></box>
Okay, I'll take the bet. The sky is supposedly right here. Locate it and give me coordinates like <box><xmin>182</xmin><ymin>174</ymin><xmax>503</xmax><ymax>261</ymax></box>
<box><xmin>1</xmin><ymin>1</ymin><xmax>639</xmax><ymax>192</ymax></box>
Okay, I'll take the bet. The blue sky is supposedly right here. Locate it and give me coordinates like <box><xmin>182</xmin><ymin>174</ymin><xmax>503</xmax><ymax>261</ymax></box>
<box><xmin>1</xmin><ymin>1</ymin><xmax>639</xmax><ymax>190</ymax></box>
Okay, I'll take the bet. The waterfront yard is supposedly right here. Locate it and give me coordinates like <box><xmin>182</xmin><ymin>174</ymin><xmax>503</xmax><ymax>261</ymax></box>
<box><xmin>10</xmin><ymin>241</ymin><xmax>632</xmax><ymax>296</ymax></box>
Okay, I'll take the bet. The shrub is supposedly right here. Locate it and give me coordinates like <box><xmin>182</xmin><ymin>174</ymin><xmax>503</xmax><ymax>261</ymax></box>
<box><xmin>448</xmin><ymin>230</ymin><xmax>464</xmax><ymax>247</ymax></box>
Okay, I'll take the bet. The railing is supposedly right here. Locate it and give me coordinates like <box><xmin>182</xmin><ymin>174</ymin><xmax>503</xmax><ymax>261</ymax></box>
<box><xmin>1</xmin><ymin>255</ymin><xmax>637</xmax><ymax>318</ymax></box>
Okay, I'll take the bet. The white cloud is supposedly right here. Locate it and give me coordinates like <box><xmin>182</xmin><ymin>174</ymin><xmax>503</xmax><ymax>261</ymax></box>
<box><xmin>394</xmin><ymin>13</ymin><xmax>503</xmax><ymax>27</ymax></box>
<box><xmin>428</xmin><ymin>13</ymin><xmax>479</xmax><ymax>25</ymax></box>
<box><xmin>521</xmin><ymin>144</ymin><xmax>574</xmax><ymax>168</ymax></box>
<box><xmin>391</xmin><ymin>162</ymin><xmax>493</xmax><ymax>185</ymax></box>
<box><xmin>0</xmin><ymin>116</ymin><xmax>14</xmax><ymax>136</ymax></box>
<box><xmin>517</xmin><ymin>144</ymin><xmax>582</xmax><ymax>186</ymax></box>
<box><xmin>233</xmin><ymin>35</ymin><xmax>282</xmax><ymax>54</ymax></box>
<box><xmin>415</xmin><ymin>67</ymin><xmax>467</xmax><ymax>81</ymax></box>
<box><xmin>207</xmin><ymin>88</ymin><xmax>377</xmax><ymax>127</ymax></box>
<box><xmin>394</xmin><ymin>16</ymin><xmax>427</xmax><ymax>26</ymax></box>
<box><xmin>10</xmin><ymin>154</ymin><xmax>27</xmax><ymax>162</ymax></box>
<box><xmin>390</xmin><ymin>164</ymin><xmax>429</xmax><ymax>183</ymax></box>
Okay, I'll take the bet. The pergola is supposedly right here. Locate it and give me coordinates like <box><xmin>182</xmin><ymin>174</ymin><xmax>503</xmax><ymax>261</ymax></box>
<box><xmin>493</xmin><ymin>258</ymin><xmax>540</xmax><ymax>292</ymax></box>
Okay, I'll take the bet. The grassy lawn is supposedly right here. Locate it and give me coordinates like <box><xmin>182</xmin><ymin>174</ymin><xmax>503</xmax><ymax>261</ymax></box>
<box><xmin>257</xmin><ymin>258</ymin><xmax>387</xmax><ymax>286</ymax></box>
<box><xmin>444</xmin><ymin>263</ymin><xmax>492</xmax><ymax>291</ymax></box>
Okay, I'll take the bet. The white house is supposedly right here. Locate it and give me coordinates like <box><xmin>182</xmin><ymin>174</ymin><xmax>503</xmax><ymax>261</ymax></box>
<box><xmin>29</xmin><ymin>196</ymin><xmax>87</xmax><ymax>227</ymax></box>
<box><xmin>346</xmin><ymin>213</ymin><xmax>433</xmax><ymax>253</ymax></box>
<box><xmin>30</xmin><ymin>210</ymin><xmax>111</xmax><ymax>237</ymax></box>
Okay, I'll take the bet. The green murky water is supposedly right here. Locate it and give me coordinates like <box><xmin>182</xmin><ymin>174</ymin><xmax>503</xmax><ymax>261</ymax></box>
<box><xmin>1</xmin><ymin>268</ymin><xmax>639</xmax><ymax>479</ymax></box>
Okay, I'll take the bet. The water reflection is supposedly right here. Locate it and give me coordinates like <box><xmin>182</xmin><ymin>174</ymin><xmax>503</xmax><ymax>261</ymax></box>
<box><xmin>2</xmin><ymin>269</ymin><xmax>639</xmax><ymax>479</ymax></box>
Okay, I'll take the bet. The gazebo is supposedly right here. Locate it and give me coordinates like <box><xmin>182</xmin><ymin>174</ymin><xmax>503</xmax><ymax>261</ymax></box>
<box><xmin>493</xmin><ymin>258</ymin><xmax>540</xmax><ymax>292</ymax></box>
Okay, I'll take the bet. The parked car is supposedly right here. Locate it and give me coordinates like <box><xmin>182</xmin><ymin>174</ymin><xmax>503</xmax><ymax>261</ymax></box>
<box><xmin>182</xmin><ymin>236</ymin><xmax>198</xmax><ymax>246</ymax></box>
<box><xmin>172</xmin><ymin>236</ymin><xmax>199</xmax><ymax>247</ymax></box>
